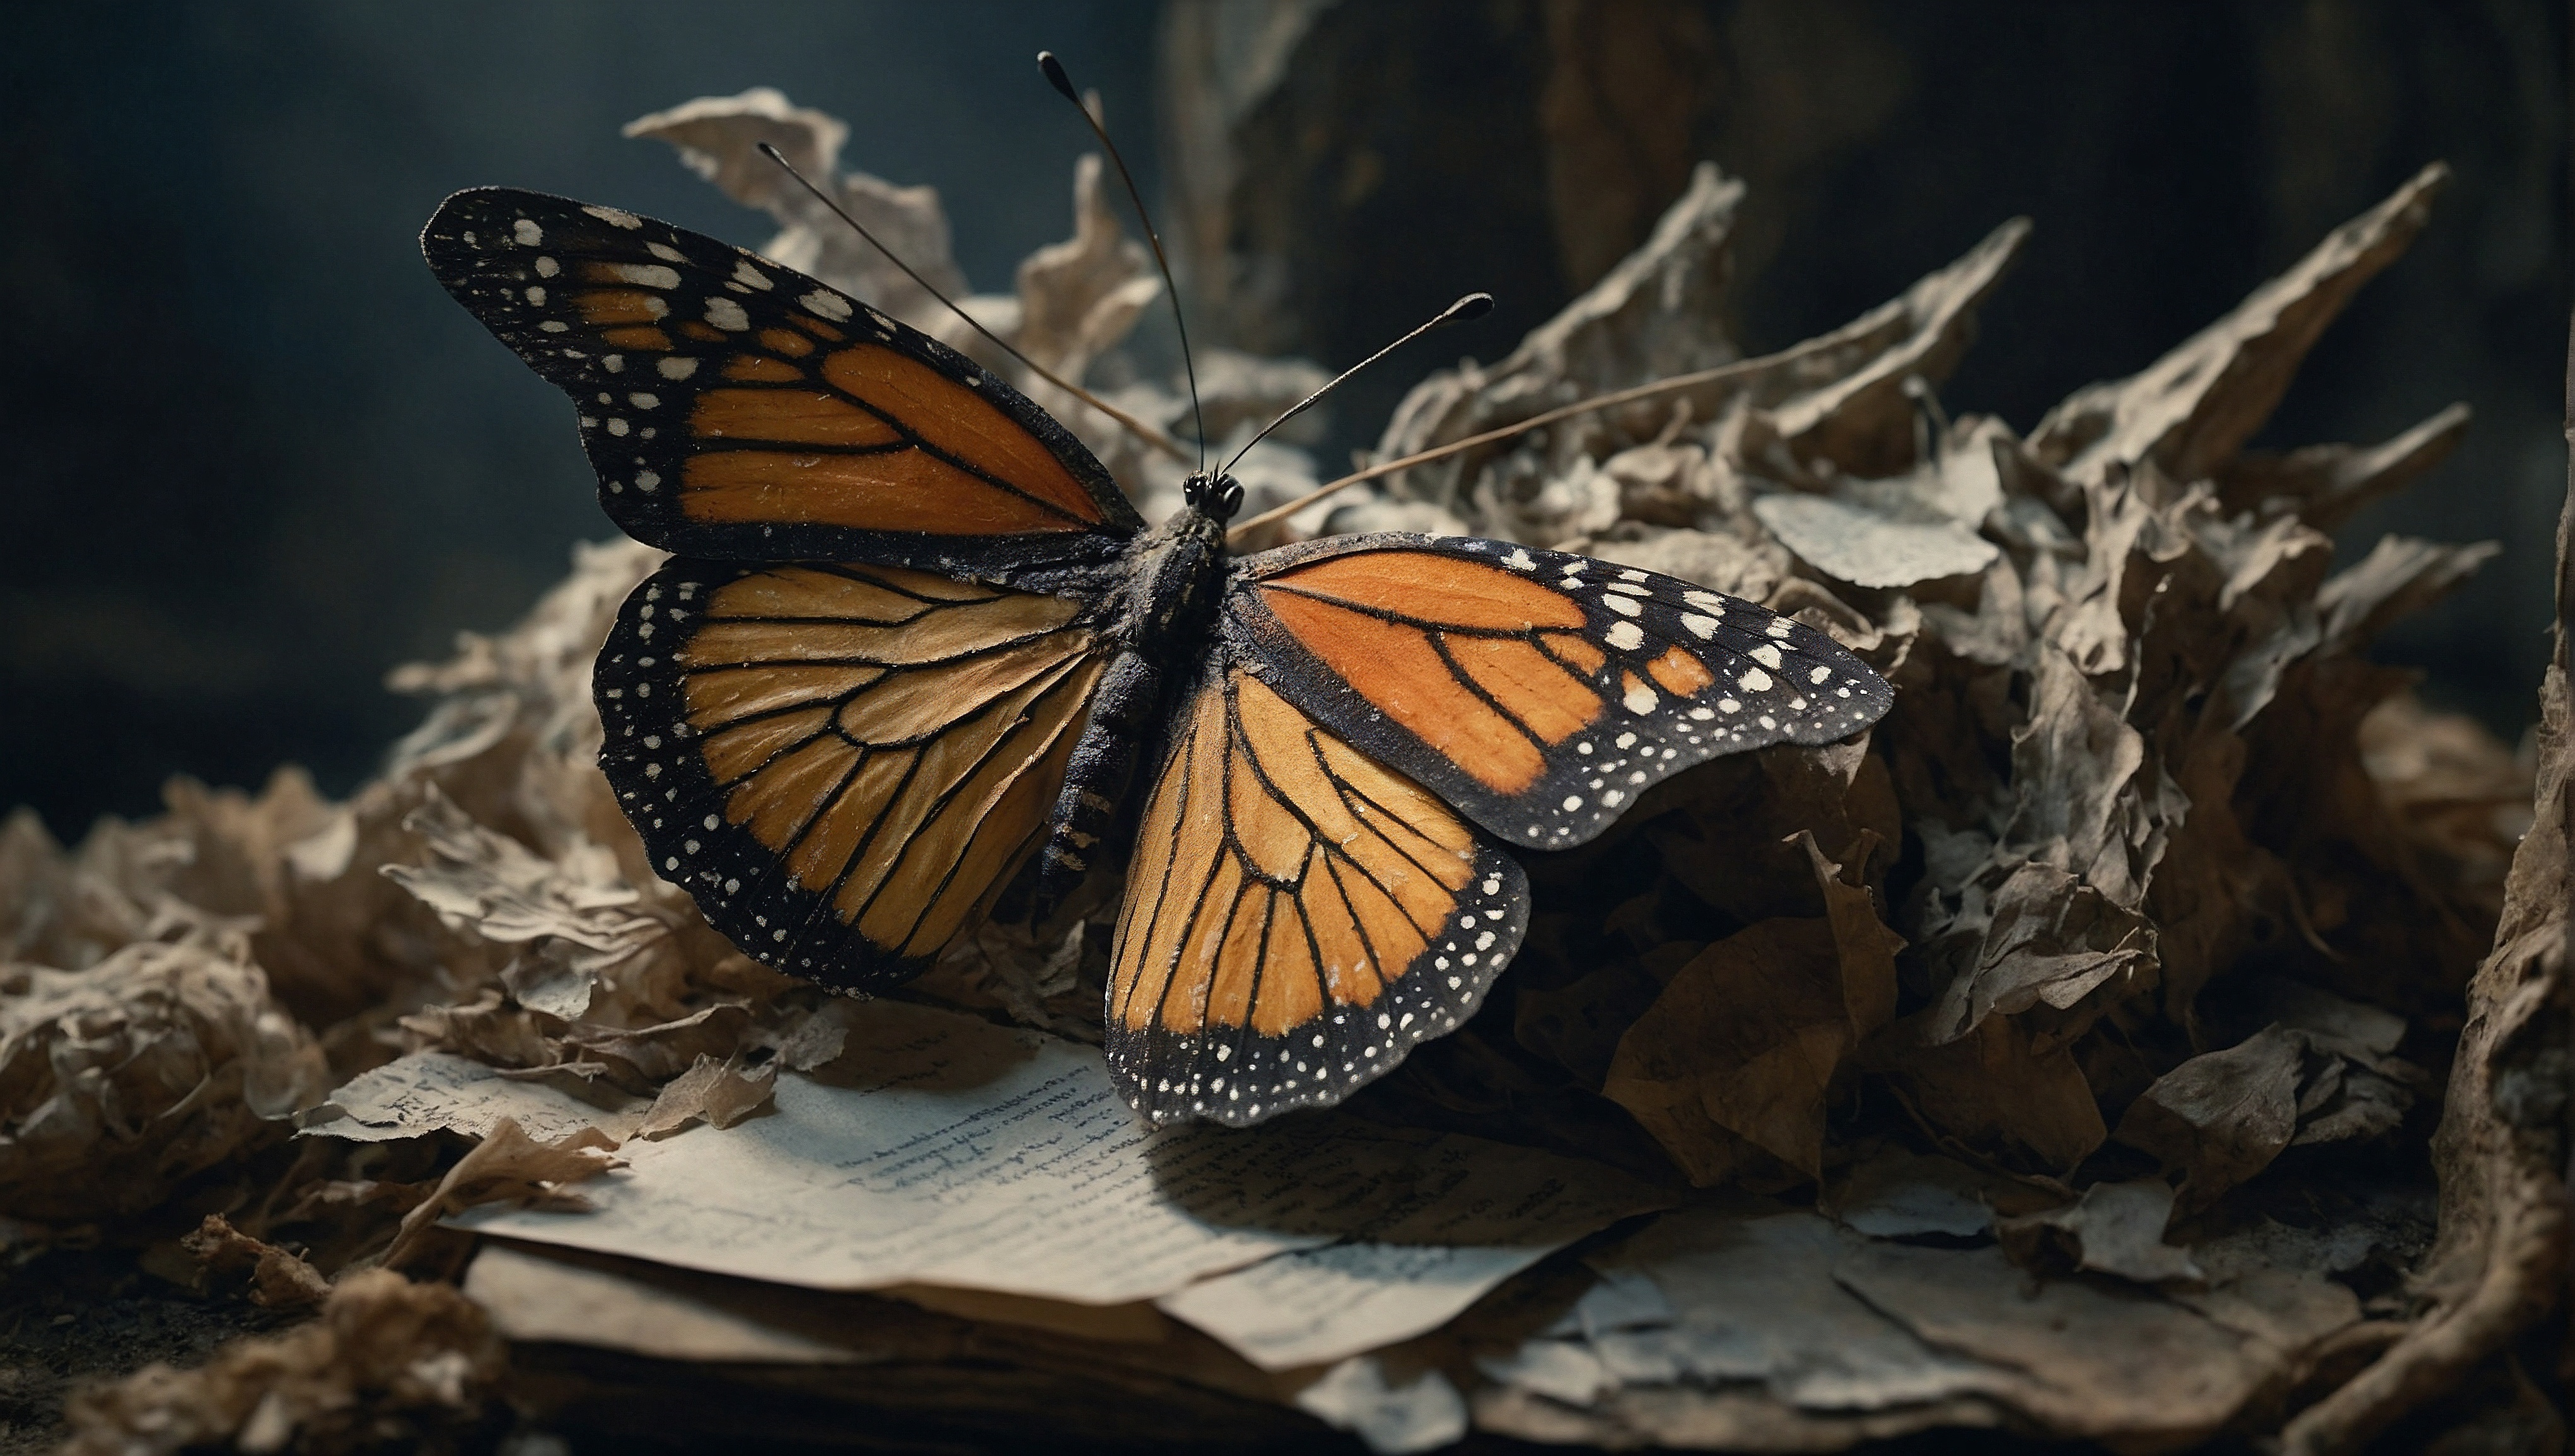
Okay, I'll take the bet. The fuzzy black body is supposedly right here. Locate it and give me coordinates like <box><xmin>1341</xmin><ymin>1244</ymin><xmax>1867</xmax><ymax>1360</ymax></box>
<box><xmin>1031</xmin><ymin>489</ymin><xmax>1235</xmax><ymax>918</ymax></box>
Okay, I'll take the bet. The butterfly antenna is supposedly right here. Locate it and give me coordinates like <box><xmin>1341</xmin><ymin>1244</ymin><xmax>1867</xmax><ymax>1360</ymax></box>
<box><xmin>754</xmin><ymin>141</ymin><xmax>1189</xmax><ymax>465</ymax></box>
<box><xmin>1221</xmin><ymin>292</ymin><xmax>1492</xmax><ymax>478</ymax></box>
<box><xmin>1039</xmin><ymin>50</ymin><xmax>1206</xmax><ymax>473</ymax></box>
<box><xmin>1226</xmin><ymin>349</ymin><xmax>1776</xmax><ymax>544</ymax></box>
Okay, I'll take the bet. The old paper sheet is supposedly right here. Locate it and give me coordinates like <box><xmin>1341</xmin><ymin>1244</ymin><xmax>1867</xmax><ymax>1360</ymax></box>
<box><xmin>328</xmin><ymin>997</ymin><xmax>1664</xmax><ymax>1351</ymax></box>
<box><xmin>301</xmin><ymin>1050</ymin><xmax>639</xmax><ymax>1143</ymax></box>
<box><xmin>1158</xmin><ymin>1136</ymin><xmax>1666</xmax><ymax>1369</ymax></box>
<box><xmin>446</xmin><ymin>1003</ymin><xmax>1331</xmax><ymax>1303</ymax></box>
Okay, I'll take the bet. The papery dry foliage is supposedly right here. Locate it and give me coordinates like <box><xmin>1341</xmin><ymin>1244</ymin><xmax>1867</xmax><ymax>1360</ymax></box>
<box><xmin>60</xmin><ymin>1269</ymin><xmax>504</xmax><ymax>1456</ymax></box>
<box><xmin>0</xmin><ymin>940</ymin><xmax>327</xmax><ymax>1219</ymax></box>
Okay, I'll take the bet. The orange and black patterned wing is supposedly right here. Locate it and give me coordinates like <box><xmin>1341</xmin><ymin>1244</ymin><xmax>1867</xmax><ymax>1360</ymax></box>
<box><xmin>1105</xmin><ymin>662</ymin><xmax>1527</xmax><ymax>1125</ymax></box>
<box><xmin>1223</xmin><ymin>533</ymin><xmax>1892</xmax><ymax>848</ymax></box>
<box><xmin>598</xmin><ymin>558</ymin><xmax>1107</xmax><ymax>989</ymax></box>
<box><xmin>424</xmin><ymin>188</ymin><xmax>1142</xmax><ymax>588</ymax></box>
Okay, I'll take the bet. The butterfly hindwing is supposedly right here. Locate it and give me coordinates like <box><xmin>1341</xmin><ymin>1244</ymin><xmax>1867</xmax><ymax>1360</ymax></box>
<box><xmin>1105</xmin><ymin>662</ymin><xmax>1527</xmax><ymax>1126</ymax></box>
<box><xmin>598</xmin><ymin>558</ymin><xmax>1108</xmax><ymax>990</ymax></box>
<box><xmin>1224</xmin><ymin>533</ymin><xmax>1893</xmax><ymax>850</ymax></box>
<box><xmin>422</xmin><ymin>188</ymin><xmax>1142</xmax><ymax>588</ymax></box>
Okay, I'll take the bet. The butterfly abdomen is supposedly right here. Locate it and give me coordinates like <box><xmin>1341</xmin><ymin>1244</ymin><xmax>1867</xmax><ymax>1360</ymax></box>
<box><xmin>1032</xmin><ymin>649</ymin><xmax>1163</xmax><ymax>914</ymax></box>
<box><xmin>1028</xmin><ymin>508</ymin><xmax>1233</xmax><ymax>920</ymax></box>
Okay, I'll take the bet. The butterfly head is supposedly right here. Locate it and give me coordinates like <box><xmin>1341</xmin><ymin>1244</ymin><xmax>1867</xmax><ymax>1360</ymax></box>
<box><xmin>1180</xmin><ymin>471</ymin><xmax>1245</xmax><ymax>524</ymax></box>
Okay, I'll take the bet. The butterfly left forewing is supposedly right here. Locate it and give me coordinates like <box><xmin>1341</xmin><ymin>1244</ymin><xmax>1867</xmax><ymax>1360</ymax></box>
<box><xmin>1105</xmin><ymin>663</ymin><xmax>1526</xmax><ymax>1125</ymax></box>
<box><xmin>600</xmin><ymin>558</ymin><xmax>1108</xmax><ymax>990</ymax></box>
<box><xmin>1223</xmin><ymin>533</ymin><xmax>1893</xmax><ymax>850</ymax></box>
<box><xmin>423</xmin><ymin>188</ymin><xmax>1142</xmax><ymax>588</ymax></box>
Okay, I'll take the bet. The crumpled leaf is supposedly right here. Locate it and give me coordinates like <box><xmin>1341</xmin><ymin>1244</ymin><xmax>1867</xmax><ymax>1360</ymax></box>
<box><xmin>0</xmin><ymin>941</ymin><xmax>329</xmax><ymax>1218</ymax></box>
<box><xmin>180</xmin><ymin>1213</ymin><xmax>331</xmax><ymax>1309</ymax></box>
<box><xmin>2028</xmin><ymin>164</ymin><xmax>2448</xmax><ymax>488</ymax></box>
<box><xmin>1377</xmin><ymin>162</ymin><xmax>1747</xmax><ymax>487</ymax></box>
<box><xmin>1877</xmin><ymin>1010</ymin><xmax>2108</xmax><ymax>1176</ymax></box>
<box><xmin>635</xmin><ymin>1054</ymin><xmax>777</xmax><ymax>1139</ymax></box>
<box><xmin>381</xmin><ymin>1117</ymin><xmax>620</xmax><ymax>1270</ymax></box>
<box><xmin>2279</xmin><ymin>315</ymin><xmax>2575</xmax><ymax>1452</ymax></box>
<box><xmin>624</xmin><ymin>87</ymin><xmax>970</xmax><ymax>337</ymax></box>
<box><xmin>2114</xmin><ymin>1019</ymin><xmax>2424</xmax><ymax>1213</ymax></box>
<box><xmin>1752</xmin><ymin>491</ymin><xmax>1998</xmax><ymax>589</ymax></box>
<box><xmin>1603</xmin><ymin>832</ymin><xmax>1901</xmax><ymax>1183</ymax></box>
<box><xmin>59</xmin><ymin>1268</ymin><xmax>503</xmax><ymax>1456</ymax></box>
<box><xmin>1996</xmin><ymin>1177</ymin><xmax>2204</xmax><ymax>1284</ymax></box>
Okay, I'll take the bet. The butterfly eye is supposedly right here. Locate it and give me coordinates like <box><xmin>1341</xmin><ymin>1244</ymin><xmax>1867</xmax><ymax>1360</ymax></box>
<box><xmin>1212</xmin><ymin>477</ymin><xmax>1244</xmax><ymax>521</ymax></box>
<box><xmin>1181</xmin><ymin>473</ymin><xmax>1207</xmax><ymax>508</ymax></box>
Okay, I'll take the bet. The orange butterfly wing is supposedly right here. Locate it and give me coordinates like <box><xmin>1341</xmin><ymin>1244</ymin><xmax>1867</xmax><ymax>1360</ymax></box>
<box><xmin>598</xmin><ymin>558</ymin><xmax>1107</xmax><ymax>989</ymax></box>
<box><xmin>422</xmin><ymin>188</ymin><xmax>1141</xmax><ymax>588</ymax></box>
<box><xmin>1223</xmin><ymin>533</ymin><xmax>1892</xmax><ymax>848</ymax></box>
<box><xmin>1106</xmin><ymin>664</ymin><xmax>1527</xmax><ymax>1125</ymax></box>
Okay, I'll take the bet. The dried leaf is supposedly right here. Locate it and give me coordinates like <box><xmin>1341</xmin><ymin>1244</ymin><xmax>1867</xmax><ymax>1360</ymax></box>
<box><xmin>1603</xmin><ymin>834</ymin><xmax>1900</xmax><ymax>1183</ymax></box>
<box><xmin>2114</xmin><ymin>1023</ymin><xmax>2423</xmax><ymax>1212</ymax></box>
<box><xmin>635</xmin><ymin>1054</ymin><xmax>777</xmax><ymax>1139</ymax></box>
<box><xmin>380</xmin><ymin>1116</ymin><xmax>619</xmax><ymax>1269</ymax></box>
<box><xmin>1752</xmin><ymin>492</ymin><xmax>1997</xmax><ymax>589</ymax></box>
<box><xmin>180</xmin><ymin>1213</ymin><xmax>330</xmax><ymax>1309</ymax></box>
<box><xmin>2028</xmin><ymin>163</ymin><xmax>2448</xmax><ymax>487</ymax></box>
<box><xmin>1996</xmin><ymin>1177</ymin><xmax>2204</xmax><ymax>1285</ymax></box>
<box><xmin>624</xmin><ymin>88</ymin><xmax>969</xmax><ymax>335</ymax></box>
<box><xmin>1879</xmin><ymin>1012</ymin><xmax>2107</xmax><ymax>1176</ymax></box>
<box><xmin>59</xmin><ymin>1269</ymin><xmax>502</xmax><ymax>1456</ymax></box>
<box><xmin>0</xmin><ymin>942</ymin><xmax>329</xmax><ymax>1219</ymax></box>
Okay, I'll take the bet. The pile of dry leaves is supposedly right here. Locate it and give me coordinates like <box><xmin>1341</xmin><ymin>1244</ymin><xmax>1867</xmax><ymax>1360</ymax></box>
<box><xmin>1</xmin><ymin>90</ymin><xmax>2563</xmax><ymax>1456</ymax></box>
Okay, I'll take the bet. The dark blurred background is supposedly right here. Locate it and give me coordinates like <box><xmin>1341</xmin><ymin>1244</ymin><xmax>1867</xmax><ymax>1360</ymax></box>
<box><xmin>4</xmin><ymin>1</ymin><xmax>2566</xmax><ymax>842</ymax></box>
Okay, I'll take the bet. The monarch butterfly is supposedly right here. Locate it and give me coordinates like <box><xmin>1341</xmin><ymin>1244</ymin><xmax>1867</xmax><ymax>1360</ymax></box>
<box><xmin>422</xmin><ymin>88</ymin><xmax>1892</xmax><ymax>1128</ymax></box>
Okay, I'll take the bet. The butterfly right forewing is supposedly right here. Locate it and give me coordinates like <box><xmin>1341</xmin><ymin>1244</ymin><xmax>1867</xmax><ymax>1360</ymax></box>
<box><xmin>1223</xmin><ymin>533</ymin><xmax>1893</xmax><ymax>850</ymax></box>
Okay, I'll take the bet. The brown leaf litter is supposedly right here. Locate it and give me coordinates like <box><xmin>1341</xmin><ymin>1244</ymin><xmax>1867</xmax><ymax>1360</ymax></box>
<box><xmin>8</xmin><ymin>88</ymin><xmax>2562</xmax><ymax>1456</ymax></box>
<box><xmin>57</xmin><ymin>1269</ymin><xmax>503</xmax><ymax>1456</ymax></box>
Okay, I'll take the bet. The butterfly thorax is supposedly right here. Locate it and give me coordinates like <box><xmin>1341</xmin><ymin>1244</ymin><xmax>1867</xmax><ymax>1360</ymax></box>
<box><xmin>1108</xmin><ymin>477</ymin><xmax>1235</xmax><ymax>662</ymax></box>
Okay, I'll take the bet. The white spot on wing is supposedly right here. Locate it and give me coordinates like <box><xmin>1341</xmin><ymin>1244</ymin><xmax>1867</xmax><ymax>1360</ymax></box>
<box><xmin>1740</xmin><ymin>667</ymin><xmax>1774</xmax><ymax>691</ymax></box>
<box><xmin>1605</xmin><ymin>620</ymin><xmax>1644</xmax><ymax>650</ymax></box>
<box><xmin>581</xmin><ymin>204</ymin><xmax>644</xmax><ymax>229</ymax></box>
<box><xmin>1623</xmin><ymin>681</ymin><xmax>1658</xmax><ymax>714</ymax></box>
<box><xmin>801</xmin><ymin>289</ymin><xmax>854</xmax><ymax>322</ymax></box>
<box><xmin>704</xmin><ymin>297</ymin><xmax>751</xmax><ymax>330</ymax></box>
<box><xmin>511</xmin><ymin>217</ymin><xmax>542</xmax><ymax>246</ymax></box>
<box><xmin>656</xmin><ymin>355</ymin><xmax>699</xmax><ymax>379</ymax></box>
<box><xmin>1750</xmin><ymin>643</ymin><xmax>1784</xmax><ymax>669</ymax></box>
<box><xmin>606</xmin><ymin>262</ymin><xmax>681</xmax><ymax>289</ymax></box>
